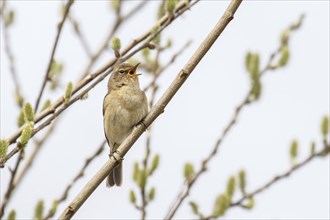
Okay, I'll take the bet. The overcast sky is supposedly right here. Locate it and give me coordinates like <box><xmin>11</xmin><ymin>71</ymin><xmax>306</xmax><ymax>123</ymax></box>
<box><xmin>1</xmin><ymin>1</ymin><xmax>329</xmax><ymax>219</ymax></box>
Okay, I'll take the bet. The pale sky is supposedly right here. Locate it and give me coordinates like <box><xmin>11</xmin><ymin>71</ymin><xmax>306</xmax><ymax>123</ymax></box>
<box><xmin>1</xmin><ymin>1</ymin><xmax>329</xmax><ymax>219</ymax></box>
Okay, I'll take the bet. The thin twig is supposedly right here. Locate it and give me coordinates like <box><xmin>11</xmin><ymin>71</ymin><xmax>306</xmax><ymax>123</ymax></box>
<box><xmin>79</xmin><ymin>0</ymin><xmax>148</xmax><ymax>80</ymax></box>
<box><xmin>1</xmin><ymin>0</ymin><xmax>199</xmax><ymax>168</ymax></box>
<box><xmin>0</xmin><ymin>151</ymin><xmax>24</xmax><ymax>218</ymax></box>
<box><xmin>164</xmin><ymin>14</ymin><xmax>305</xmax><ymax>220</ymax></box>
<box><xmin>58</xmin><ymin>1</ymin><xmax>241</xmax><ymax>219</ymax></box>
<box><xmin>43</xmin><ymin>141</ymin><xmax>105</xmax><ymax>220</ymax></box>
<box><xmin>34</xmin><ymin>0</ymin><xmax>74</xmax><ymax>112</ymax></box>
<box><xmin>1</xmin><ymin>2</ymin><xmax>24</xmax><ymax>107</ymax></box>
<box><xmin>68</xmin><ymin>14</ymin><xmax>92</xmax><ymax>58</ymax></box>
<box><xmin>231</xmin><ymin>144</ymin><xmax>330</xmax><ymax>208</ymax></box>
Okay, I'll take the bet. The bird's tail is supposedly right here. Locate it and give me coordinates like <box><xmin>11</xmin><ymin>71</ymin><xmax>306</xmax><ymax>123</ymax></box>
<box><xmin>106</xmin><ymin>163</ymin><xmax>123</xmax><ymax>187</ymax></box>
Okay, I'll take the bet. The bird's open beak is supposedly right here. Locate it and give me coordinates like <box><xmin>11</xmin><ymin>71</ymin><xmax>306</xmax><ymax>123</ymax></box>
<box><xmin>129</xmin><ymin>63</ymin><xmax>141</xmax><ymax>76</ymax></box>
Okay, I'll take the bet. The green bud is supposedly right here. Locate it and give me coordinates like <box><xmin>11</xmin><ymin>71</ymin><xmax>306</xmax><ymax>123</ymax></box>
<box><xmin>17</xmin><ymin>110</ymin><xmax>25</xmax><ymax>127</ymax></box>
<box><xmin>129</xmin><ymin>190</ymin><xmax>136</xmax><ymax>204</ymax></box>
<box><xmin>165</xmin><ymin>0</ymin><xmax>177</xmax><ymax>14</ymax></box>
<box><xmin>64</xmin><ymin>82</ymin><xmax>73</xmax><ymax>104</ymax></box>
<box><xmin>0</xmin><ymin>139</ymin><xmax>9</xmax><ymax>159</ymax></box>
<box><xmin>238</xmin><ymin>169</ymin><xmax>246</xmax><ymax>195</ymax></box>
<box><xmin>189</xmin><ymin>201</ymin><xmax>199</xmax><ymax>216</ymax></box>
<box><xmin>8</xmin><ymin>209</ymin><xmax>16</xmax><ymax>220</ymax></box>
<box><xmin>166</xmin><ymin>38</ymin><xmax>173</xmax><ymax>48</ymax></box>
<box><xmin>15</xmin><ymin>91</ymin><xmax>24</xmax><ymax>107</ymax></box>
<box><xmin>246</xmin><ymin>52</ymin><xmax>260</xmax><ymax>77</ymax></box>
<box><xmin>49</xmin><ymin>60</ymin><xmax>63</xmax><ymax>79</ymax></box>
<box><xmin>41</xmin><ymin>99</ymin><xmax>51</xmax><ymax>112</ymax></box>
<box><xmin>24</xmin><ymin>102</ymin><xmax>35</xmax><ymax>122</ymax></box>
<box><xmin>183</xmin><ymin>163</ymin><xmax>195</xmax><ymax>180</ymax></box>
<box><xmin>321</xmin><ymin>115</ymin><xmax>329</xmax><ymax>139</ymax></box>
<box><xmin>149</xmin><ymin>154</ymin><xmax>160</xmax><ymax>175</ymax></box>
<box><xmin>212</xmin><ymin>194</ymin><xmax>229</xmax><ymax>217</ymax></box>
<box><xmin>133</xmin><ymin>162</ymin><xmax>140</xmax><ymax>182</ymax></box>
<box><xmin>5</xmin><ymin>10</ymin><xmax>15</xmax><ymax>27</ymax></box>
<box><xmin>138</xmin><ymin>169</ymin><xmax>148</xmax><ymax>188</ymax></box>
<box><xmin>245</xmin><ymin>197</ymin><xmax>255</xmax><ymax>209</ymax></box>
<box><xmin>111</xmin><ymin>0</ymin><xmax>121</xmax><ymax>11</ymax></box>
<box><xmin>148</xmin><ymin>187</ymin><xmax>156</xmax><ymax>201</ymax></box>
<box><xmin>226</xmin><ymin>176</ymin><xmax>236</xmax><ymax>200</ymax></box>
<box><xmin>310</xmin><ymin>141</ymin><xmax>316</xmax><ymax>156</ymax></box>
<box><xmin>277</xmin><ymin>45</ymin><xmax>290</xmax><ymax>67</ymax></box>
<box><xmin>111</xmin><ymin>37</ymin><xmax>121</xmax><ymax>51</ymax></box>
<box><xmin>251</xmin><ymin>79</ymin><xmax>261</xmax><ymax>101</ymax></box>
<box><xmin>157</xmin><ymin>2</ymin><xmax>166</xmax><ymax>19</ymax></box>
<box><xmin>34</xmin><ymin>199</ymin><xmax>44</xmax><ymax>220</ymax></box>
<box><xmin>50</xmin><ymin>200</ymin><xmax>58</xmax><ymax>215</ymax></box>
<box><xmin>142</xmin><ymin>48</ymin><xmax>150</xmax><ymax>60</ymax></box>
<box><xmin>290</xmin><ymin>139</ymin><xmax>298</xmax><ymax>165</ymax></box>
<box><xmin>20</xmin><ymin>122</ymin><xmax>34</xmax><ymax>147</ymax></box>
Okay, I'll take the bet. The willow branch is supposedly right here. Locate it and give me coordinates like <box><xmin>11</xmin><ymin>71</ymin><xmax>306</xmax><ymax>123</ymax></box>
<box><xmin>1</xmin><ymin>0</ymin><xmax>199</xmax><ymax>168</ymax></box>
<box><xmin>1</xmin><ymin>2</ymin><xmax>24</xmax><ymax>107</ymax></box>
<box><xmin>79</xmin><ymin>0</ymin><xmax>148</xmax><ymax>79</ymax></box>
<box><xmin>34</xmin><ymin>0</ymin><xmax>74</xmax><ymax>112</ymax></box>
<box><xmin>164</xmin><ymin>15</ymin><xmax>306</xmax><ymax>220</ymax></box>
<box><xmin>231</xmin><ymin>144</ymin><xmax>330</xmax><ymax>208</ymax></box>
<box><xmin>58</xmin><ymin>1</ymin><xmax>242</xmax><ymax>219</ymax></box>
<box><xmin>0</xmin><ymin>151</ymin><xmax>24</xmax><ymax>218</ymax></box>
<box><xmin>42</xmin><ymin>141</ymin><xmax>105</xmax><ymax>220</ymax></box>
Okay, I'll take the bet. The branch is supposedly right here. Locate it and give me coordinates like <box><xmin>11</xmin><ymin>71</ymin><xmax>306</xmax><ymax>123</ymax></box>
<box><xmin>79</xmin><ymin>0</ymin><xmax>148</xmax><ymax>79</ymax></box>
<box><xmin>43</xmin><ymin>141</ymin><xmax>105</xmax><ymax>220</ymax></box>
<box><xmin>1</xmin><ymin>2</ymin><xmax>24</xmax><ymax>107</ymax></box>
<box><xmin>58</xmin><ymin>1</ymin><xmax>242</xmax><ymax>219</ymax></box>
<box><xmin>0</xmin><ymin>151</ymin><xmax>24</xmax><ymax>218</ymax></box>
<box><xmin>231</xmin><ymin>144</ymin><xmax>330</xmax><ymax>208</ymax></box>
<box><xmin>164</xmin><ymin>13</ymin><xmax>305</xmax><ymax>220</ymax></box>
<box><xmin>34</xmin><ymin>0</ymin><xmax>74</xmax><ymax>112</ymax></box>
<box><xmin>1</xmin><ymin>0</ymin><xmax>199</xmax><ymax>167</ymax></box>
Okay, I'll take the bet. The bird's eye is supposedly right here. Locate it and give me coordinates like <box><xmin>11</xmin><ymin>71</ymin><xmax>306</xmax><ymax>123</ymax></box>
<box><xmin>119</xmin><ymin>70</ymin><xmax>125</xmax><ymax>74</ymax></box>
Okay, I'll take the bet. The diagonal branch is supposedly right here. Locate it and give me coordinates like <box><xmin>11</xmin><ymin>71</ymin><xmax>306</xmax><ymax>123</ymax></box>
<box><xmin>1</xmin><ymin>0</ymin><xmax>199</xmax><ymax>168</ymax></box>
<box><xmin>230</xmin><ymin>144</ymin><xmax>330</xmax><ymax>208</ymax></box>
<box><xmin>34</xmin><ymin>0</ymin><xmax>74</xmax><ymax>112</ymax></box>
<box><xmin>58</xmin><ymin>1</ymin><xmax>242</xmax><ymax>219</ymax></box>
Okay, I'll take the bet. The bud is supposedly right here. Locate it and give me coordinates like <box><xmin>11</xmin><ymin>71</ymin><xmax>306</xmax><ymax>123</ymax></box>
<box><xmin>132</xmin><ymin>162</ymin><xmax>139</xmax><ymax>182</ymax></box>
<box><xmin>226</xmin><ymin>176</ymin><xmax>236</xmax><ymax>200</ymax></box>
<box><xmin>245</xmin><ymin>197</ymin><xmax>255</xmax><ymax>209</ymax></box>
<box><xmin>8</xmin><ymin>210</ymin><xmax>16</xmax><ymax>220</ymax></box>
<box><xmin>238</xmin><ymin>169</ymin><xmax>246</xmax><ymax>195</ymax></box>
<box><xmin>64</xmin><ymin>82</ymin><xmax>73</xmax><ymax>104</ymax></box>
<box><xmin>183</xmin><ymin>163</ymin><xmax>195</xmax><ymax>180</ymax></box>
<box><xmin>17</xmin><ymin>110</ymin><xmax>25</xmax><ymax>127</ymax></box>
<box><xmin>290</xmin><ymin>139</ymin><xmax>298</xmax><ymax>166</ymax></box>
<box><xmin>19</xmin><ymin>122</ymin><xmax>34</xmax><ymax>147</ymax></box>
<box><xmin>148</xmin><ymin>187</ymin><xmax>156</xmax><ymax>201</ymax></box>
<box><xmin>189</xmin><ymin>201</ymin><xmax>199</xmax><ymax>215</ymax></box>
<box><xmin>165</xmin><ymin>0</ymin><xmax>177</xmax><ymax>14</ymax></box>
<box><xmin>138</xmin><ymin>169</ymin><xmax>148</xmax><ymax>188</ymax></box>
<box><xmin>277</xmin><ymin>45</ymin><xmax>290</xmax><ymax>67</ymax></box>
<box><xmin>310</xmin><ymin>141</ymin><xmax>316</xmax><ymax>156</ymax></box>
<box><xmin>0</xmin><ymin>139</ymin><xmax>9</xmax><ymax>159</ymax></box>
<box><xmin>129</xmin><ymin>190</ymin><xmax>136</xmax><ymax>204</ymax></box>
<box><xmin>5</xmin><ymin>10</ymin><xmax>15</xmax><ymax>27</ymax></box>
<box><xmin>50</xmin><ymin>200</ymin><xmax>58</xmax><ymax>215</ymax></box>
<box><xmin>321</xmin><ymin>115</ymin><xmax>329</xmax><ymax>139</ymax></box>
<box><xmin>212</xmin><ymin>194</ymin><xmax>229</xmax><ymax>217</ymax></box>
<box><xmin>149</xmin><ymin>154</ymin><xmax>159</xmax><ymax>175</ymax></box>
<box><xmin>41</xmin><ymin>99</ymin><xmax>51</xmax><ymax>112</ymax></box>
<box><xmin>23</xmin><ymin>102</ymin><xmax>34</xmax><ymax>122</ymax></box>
<box><xmin>112</xmin><ymin>37</ymin><xmax>121</xmax><ymax>58</ymax></box>
<box><xmin>34</xmin><ymin>200</ymin><xmax>44</xmax><ymax>220</ymax></box>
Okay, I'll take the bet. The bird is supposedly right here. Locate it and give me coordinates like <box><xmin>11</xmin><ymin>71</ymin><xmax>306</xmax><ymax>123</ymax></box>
<box><xmin>103</xmin><ymin>62</ymin><xmax>148</xmax><ymax>187</ymax></box>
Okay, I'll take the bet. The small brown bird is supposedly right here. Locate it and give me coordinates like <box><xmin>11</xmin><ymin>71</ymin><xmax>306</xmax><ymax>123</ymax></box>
<box><xmin>103</xmin><ymin>62</ymin><xmax>148</xmax><ymax>187</ymax></box>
